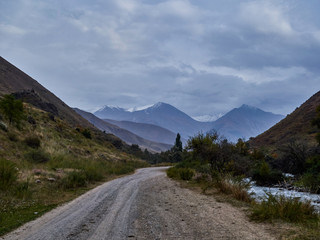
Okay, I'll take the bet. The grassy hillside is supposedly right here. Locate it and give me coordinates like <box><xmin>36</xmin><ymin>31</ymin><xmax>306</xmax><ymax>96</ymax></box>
<box><xmin>0</xmin><ymin>102</ymin><xmax>147</xmax><ymax>236</ymax></box>
<box><xmin>250</xmin><ymin>91</ymin><xmax>320</xmax><ymax>148</ymax></box>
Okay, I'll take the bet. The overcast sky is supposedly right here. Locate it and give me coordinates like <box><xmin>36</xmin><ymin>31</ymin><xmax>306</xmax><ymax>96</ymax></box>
<box><xmin>1</xmin><ymin>0</ymin><xmax>320</xmax><ymax>118</ymax></box>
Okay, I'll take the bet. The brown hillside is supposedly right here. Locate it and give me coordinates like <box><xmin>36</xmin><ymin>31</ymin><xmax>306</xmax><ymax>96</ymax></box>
<box><xmin>250</xmin><ymin>91</ymin><xmax>320</xmax><ymax>147</ymax></box>
<box><xmin>0</xmin><ymin>56</ymin><xmax>90</xmax><ymax>127</ymax></box>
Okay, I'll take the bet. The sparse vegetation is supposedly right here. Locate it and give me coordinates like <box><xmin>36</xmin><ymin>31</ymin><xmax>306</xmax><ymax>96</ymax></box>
<box><xmin>251</xmin><ymin>193</ymin><xmax>318</xmax><ymax>223</ymax></box>
<box><xmin>0</xmin><ymin>103</ymin><xmax>149</xmax><ymax>236</ymax></box>
<box><xmin>0</xmin><ymin>94</ymin><xmax>24</xmax><ymax>126</ymax></box>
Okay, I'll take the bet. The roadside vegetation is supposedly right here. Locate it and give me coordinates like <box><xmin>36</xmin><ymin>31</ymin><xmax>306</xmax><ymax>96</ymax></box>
<box><xmin>166</xmin><ymin>105</ymin><xmax>320</xmax><ymax>239</ymax></box>
<box><xmin>0</xmin><ymin>94</ymin><xmax>148</xmax><ymax>236</ymax></box>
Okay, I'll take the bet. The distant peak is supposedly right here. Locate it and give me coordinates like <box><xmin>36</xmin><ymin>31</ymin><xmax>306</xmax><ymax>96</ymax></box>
<box><xmin>98</xmin><ymin>105</ymin><xmax>125</xmax><ymax>111</ymax></box>
<box><xmin>153</xmin><ymin>102</ymin><xmax>166</xmax><ymax>108</ymax></box>
<box><xmin>239</xmin><ymin>104</ymin><xmax>259</xmax><ymax>110</ymax></box>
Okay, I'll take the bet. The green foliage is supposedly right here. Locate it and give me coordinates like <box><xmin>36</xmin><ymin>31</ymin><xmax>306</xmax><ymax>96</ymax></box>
<box><xmin>252</xmin><ymin>160</ymin><xmax>283</xmax><ymax>185</ymax></box>
<box><xmin>214</xmin><ymin>175</ymin><xmax>252</xmax><ymax>202</ymax></box>
<box><xmin>24</xmin><ymin>135</ymin><xmax>41</xmax><ymax>148</ymax></box>
<box><xmin>251</xmin><ymin>193</ymin><xmax>318</xmax><ymax>223</ymax></box>
<box><xmin>81</xmin><ymin>128</ymin><xmax>92</xmax><ymax>139</ymax></box>
<box><xmin>0</xmin><ymin>94</ymin><xmax>24</xmax><ymax>126</ymax></box>
<box><xmin>25</xmin><ymin>149</ymin><xmax>50</xmax><ymax>163</ymax></box>
<box><xmin>167</xmin><ymin>167</ymin><xmax>194</xmax><ymax>181</ymax></box>
<box><xmin>187</xmin><ymin>132</ymin><xmax>230</xmax><ymax>173</ymax></box>
<box><xmin>14</xmin><ymin>181</ymin><xmax>32</xmax><ymax>199</ymax></box>
<box><xmin>0</xmin><ymin>159</ymin><xmax>18</xmax><ymax>190</ymax></box>
<box><xmin>174</xmin><ymin>133</ymin><xmax>183</xmax><ymax>152</ymax></box>
<box><xmin>60</xmin><ymin>171</ymin><xmax>87</xmax><ymax>189</ymax></box>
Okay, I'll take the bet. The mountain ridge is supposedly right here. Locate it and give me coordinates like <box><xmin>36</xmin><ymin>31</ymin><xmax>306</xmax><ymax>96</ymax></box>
<box><xmin>250</xmin><ymin>91</ymin><xmax>320</xmax><ymax>147</ymax></box>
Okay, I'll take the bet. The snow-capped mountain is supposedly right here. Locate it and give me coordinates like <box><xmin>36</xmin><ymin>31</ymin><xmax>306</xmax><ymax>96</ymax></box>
<box><xmin>94</xmin><ymin>102</ymin><xmax>212</xmax><ymax>139</ymax></box>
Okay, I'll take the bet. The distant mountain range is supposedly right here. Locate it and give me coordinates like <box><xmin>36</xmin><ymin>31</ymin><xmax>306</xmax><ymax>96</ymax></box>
<box><xmin>74</xmin><ymin>108</ymin><xmax>172</xmax><ymax>152</ymax></box>
<box><xmin>251</xmin><ymin>91</ymin><xmax>320</xmax><ymax>147</ymax></box>
<box><xmin>94</xmin><ymin>103</ymin><xmax>284</xmax><ymax>143</ymax></box>
<box><xmin>95</xmin><ymin>102</ymin><xmax>212</xmax><ymax>139</ymax></box>
<box><xmin>210</xmin><ymin>104</ymin><xmax>284</xmax><ymax>142</ymax></box>
<box><xmin>103</xmin><ymin>119</ymin><xmax>178</xmax><ymax>145</ymax></box>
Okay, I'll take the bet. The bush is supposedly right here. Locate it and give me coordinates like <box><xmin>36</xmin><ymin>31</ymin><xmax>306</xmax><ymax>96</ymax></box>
<box><xmin>15</xmin><ymin>181</ymin><xmax>32</xmax><ymax>199</ymax></box>
<box><xmin>251</xmin><ymin>193</ymin><xmax>318</xmax><ymax>223</ymax></box>
<box><xmin>215</xmin><ymin>175</ymin><xmax>251</xmax><ymax>202</ymax></box>
<box><xmin>167</xmin><ymin>167</ymin><xmax>194</xmax><ymax>181</ymax></box>
<box><xmin>84</xmin><ymin>165</ymin><xmax>104</xmax><ymax>182</ymax></box>
<box><xmin>25</xmin><ymin>149</ymin><xmax>50</xmax><ymax>163</ymax></box>
<box><xmin>61</xmin><ymin>171</ymin><xmax>87</xmax><ymax>189</ymax></box>
<box><xmin>252</xmin><ymin>160</ymin><xmax>283</xmax><ymax>186</ymax></box>
<box><xmin>24</xmin><ymin>136</ymin><xmax>41</xmax><ymax>148</ymax></box>
<box><xmin>0</xmin><ymin>159</ymin><xmax>18</xmax><ymax>190</ymax></box>
<box><xmin>82</xmin><ymin>129</ymin><xmax>92</xmax><ymax>139</ymax></box>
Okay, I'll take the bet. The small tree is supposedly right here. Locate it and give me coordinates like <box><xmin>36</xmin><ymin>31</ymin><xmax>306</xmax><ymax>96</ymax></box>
<box><xmin>0</xmin><ymin>94</ymin><xmax>24</xmax><ymax>126</ymax></box>
<box><xmin>174</xmin><ymin>133</ymin><xmax>183</xmax><ymax>152</ymax></box>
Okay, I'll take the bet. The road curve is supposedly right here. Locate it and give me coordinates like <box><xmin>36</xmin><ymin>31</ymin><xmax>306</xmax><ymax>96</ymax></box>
<box><xmin>3</xmin><ymin>167</ymin><xmax>275</xmax><ymax>240</ymax></box>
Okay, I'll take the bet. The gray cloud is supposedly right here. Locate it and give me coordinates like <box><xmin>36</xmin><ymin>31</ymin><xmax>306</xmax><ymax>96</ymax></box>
<box><xmin>1</xmin><ymin>0</ymin><xmax>320</xmax><ymax>117</ymax></box>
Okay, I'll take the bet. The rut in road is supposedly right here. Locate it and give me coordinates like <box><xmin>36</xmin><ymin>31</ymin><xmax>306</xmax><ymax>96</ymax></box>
<box><xmin>3</xmin><ymin>167</ymin><xmax>275</xmax><ymax>240</ymax></box>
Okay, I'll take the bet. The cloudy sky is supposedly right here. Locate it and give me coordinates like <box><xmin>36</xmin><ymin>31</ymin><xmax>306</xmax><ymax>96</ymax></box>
<box><xmin>1</xmin><ymin>0</ymin><xmax>320</xmax><ymax>119</ymax></box>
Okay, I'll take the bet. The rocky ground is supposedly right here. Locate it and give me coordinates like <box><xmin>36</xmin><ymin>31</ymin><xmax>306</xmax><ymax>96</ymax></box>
<box><xmin>3</xmin><ymin>167</ymin><xmax>275</xmax><ymax>240</ymax></box>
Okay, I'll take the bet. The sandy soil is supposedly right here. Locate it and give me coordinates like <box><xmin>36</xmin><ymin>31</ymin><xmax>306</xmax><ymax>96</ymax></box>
<box><xmin>3</xmin><ymin>167</ymin><xmax>275</xmax><ymax>240</ymax></box>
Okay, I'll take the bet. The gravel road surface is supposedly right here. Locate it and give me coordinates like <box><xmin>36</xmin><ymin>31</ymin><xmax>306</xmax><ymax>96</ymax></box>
<box><xmin>3</xmin><ymin>167</ymin><xmax>275</xmax><ymax>240</ymax></box>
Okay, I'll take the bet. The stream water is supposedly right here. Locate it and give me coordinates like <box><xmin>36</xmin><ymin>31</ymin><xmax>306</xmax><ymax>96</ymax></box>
<box><xmin>248</xmin><ymin>184</ymin><xmax>320</xmax><ymax>212</ymax></box>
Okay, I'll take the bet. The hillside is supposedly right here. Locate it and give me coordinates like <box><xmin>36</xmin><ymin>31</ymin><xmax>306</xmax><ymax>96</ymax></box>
<box><xmin>0</xmin><ymin>56</ymin><xmax>90</xmax><ymax>127</ymax></box>
<box><xmin>210</xmin><ymin>104</ymin><xmax>284</xmax><ymax>142</ymax></box>
<box><xmin>103</xmin><ymin>119</ymin><xmax>178</xmax><ymax>145</ymax></box>
<box><xmin>0</xmin><ymin>57</ymin><xmax>149</xmax><ymax>235</ymax></box>
<box><xmin>250</xmin><ymin>91</ymin><xmax>320</xmax><ymax>147</ymax></box>
<box><xmin>74</xmin><ymin>108</ymin><xmax>172</xmax><ymax>152</ymax></box>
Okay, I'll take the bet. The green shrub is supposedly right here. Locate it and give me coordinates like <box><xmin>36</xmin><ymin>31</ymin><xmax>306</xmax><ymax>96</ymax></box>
<box><xmin>252</xmin><ymin>160</ymin><xmax>283</xmax><ymax>185</ymax></box>
<box><xmin>84</xmin><ymin>165</ymin><xmax>104</xmax><ymax>182</ymax></box>
<box><xmin>15</xmin><ymin>181</ymin><xmax>32</xmax><ymax>199</ymax></box>
<box><xmin>215</xmin><ymin>175</ymin><xmax>251</xmax><ymax>202</ymax></box>
<box><xmin>25</xmin><ymin>149</ymin><xmax>50</xmax><ymax>163</ymax></box>
<box><xmin>167</xmin><ymin>167</ymin><xmax>194</xmax><ymax>180</ymax></box>
<box><xmin>24</xmin><ymin>136</ymin><xmax>41</xmax><ymax>148</ymax></box>
<box><xmin>179</xmin><ymin>168</ymin><xmax>195</xmax><ymax>180</ymax></box>
<box><xmin>82</xmin><ymin>129</ymin><xmax>92</xmax><ymax>139</ymax></box>
<box><xmin>299</xmin><ymin>172</ymin><xmax>320</xmax><ymax>194</ymax></box>
<box><xmin>0</xmin><ymin>159</ymin><xmax>18</xmax><ymax>190</ymax></box>
<box><xmin>251</xmin><ymin>193</ymin><xmax>318</xmax><ymax>223</ymax></box>
<box><xmin>61</xmin><ymin>171</ymin><xmax>87</xmax><ymax>189</ymax></box>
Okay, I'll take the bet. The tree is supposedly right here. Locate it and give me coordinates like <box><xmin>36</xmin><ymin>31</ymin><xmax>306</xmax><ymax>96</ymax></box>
<box><xmin>174</xmin><ymin>133</ymin><xmax>183</xmax><ymax>152</ymax></box>
<box><xmin>0</xmin><ymin>94</ymin><xmax>24</xmax><ymax>126</ymax></box>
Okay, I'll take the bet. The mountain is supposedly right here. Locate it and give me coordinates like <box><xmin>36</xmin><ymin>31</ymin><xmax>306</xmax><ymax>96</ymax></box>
<box><xmin>74</xmin><ymin>108</ymin><xmax>172</xmax><ymax>152</ymax></box>
<box><xmin>0</xmin><ymin>56</ymin><xmax>90</xmax><ymax>127</ymax></box>
<box><xmin>209</xmin><ymin>104</ymin><xmax>284</xmax><ymax>142</ymax></box>
<box><xmin>95</xmin><ymin>102</ymin><xmax>212</xmax><ymax>139</ymax></box>
<box><xmin>103</xmin><ymin>119</ymin><xmax>178</xmax><ymax>145</ymax></box>
<box><xmin>250</xmin><ymin>91</ymin><xmax>320</xmax><ymax>147</ymax></box>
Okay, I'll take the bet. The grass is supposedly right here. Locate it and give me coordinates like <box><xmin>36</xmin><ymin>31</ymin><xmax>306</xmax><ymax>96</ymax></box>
<box><xmin>0</xmin><ymin>104</ymin><xmax>149</xmax><ymax>236</ymax></box>
<box><xmin>251</xmin><ymin>193</ymin><xmax>319</xmax><ymax>223</ymax></box>
<box><xmin>167</xmin><ymin>166</ymin><xmax>320</xmax><ymax>239</ymax></box>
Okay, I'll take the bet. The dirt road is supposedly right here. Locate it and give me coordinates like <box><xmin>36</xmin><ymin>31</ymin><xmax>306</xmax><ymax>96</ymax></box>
<box><xmin>3</xmin><ymin>167</ymin><xmax>275</xmax><ymax>240</ymax></box>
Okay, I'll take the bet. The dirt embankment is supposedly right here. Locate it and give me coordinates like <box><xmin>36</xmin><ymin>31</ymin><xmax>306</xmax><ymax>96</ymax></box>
<box><xmin>3</xmin><ymin>167</ymin><xmax>275</xmax><ymax>240</ymax></box>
